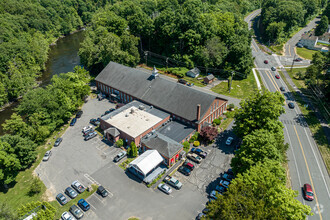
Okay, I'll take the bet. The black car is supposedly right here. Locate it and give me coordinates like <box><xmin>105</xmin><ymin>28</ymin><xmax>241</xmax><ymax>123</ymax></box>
<box><xmin>56</xmin><ymin>193</ymin><xmax>68</xmax><ymax>205</ymax></box>
<box><xmin>97</xmin><ymin>186</ymin><xmax>109</xmax><ymax>197</ymax></box>
<box><xmin>178</xmin><ymin>79</ymin><xmax>187</xmax><ymax>85</ymax></box>
<box><xmin>65</xmin><ymin>187</ymin><xmax>78</xmax><ymax>199</ymax></box>
<box><xmin>54</xmin><ymin>137</ymin><xmax>63</xmax><ymax>147</ymax></box>
<box><xmin>76</xmin><ymin>110</ymin><xmax>83</xmax><ymax>118</ymax></box>
<box><xmin>70</xmin><ymin>118</ymin><xmax>77</xmax><ymax>126</ymax></box>
<box><xmin>288</xmin><ymin>102</ymin><xmax>295</xmax><ymax>109</ymax></box>
<box><xmin>90</xmin><ymin>118</ymin><xmax>100</xmax><ymax>126</ymax></box>
<box><xmin>178</xmin><ymin>166</ymin><xmax>191</xmax><ymax>176</ymax></box>
<box><xmin>271</xmin><ymin>67</ymin><xmax>276</xmax><ymax>71</ymax></box>
<box><xmin>109</xmin><ymin>108</ymin><xmax>115</xmax><ymax>112</ymax></box>
<box><xmin>280</xmin><ymin>86</ymin><xmax>285</xmax><ymax>91</ymax></box>
<box><xmin>84</xmin><ymin>131</ymin><xmax>97</xmax><ymax>141</ymax></box>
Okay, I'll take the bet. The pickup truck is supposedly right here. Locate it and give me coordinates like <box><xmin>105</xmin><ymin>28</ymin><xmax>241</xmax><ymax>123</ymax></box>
<box><xmin>164</xmin><ymin>175</ymin><xmax>182</xmax><ymax>189</ymax></box>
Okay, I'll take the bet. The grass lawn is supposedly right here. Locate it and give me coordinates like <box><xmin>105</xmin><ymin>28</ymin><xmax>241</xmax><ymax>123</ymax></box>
<box><xmin>51</xmin><ymin>184</ymin><xmax>97</xmax><ymax>219</ymax></box>
<box><xmin>270</xmin><ymin>44</ymin><xmax>284</xmax><ymax>55</ymax></box>
<box><xmin>284</xmin><ymin>67</ymin><xmax>307</xmax><ymax>90</ymax></box>
<box><xmin>211</xmin><ymin>71</ymin><xmax>258</xmax><ymax>99</ymax></box>
<box><xmin>278</xmin><ymin>71</ymin><xmax>330</xmax><ymax>172</ymax></box>
<box><xmin>119</xmin><ymin>157</ymin><xmax>136</xmax><ymax>170</ymax></box>
<box><xmin>296</xmin><ymin>47</ymin><xmax>318</xmax><ymax>60</ymax></box>
<box><xmin>0</xmin><ymin>124</ymin><xmax>71</xmax><ymax>210</ymax></box>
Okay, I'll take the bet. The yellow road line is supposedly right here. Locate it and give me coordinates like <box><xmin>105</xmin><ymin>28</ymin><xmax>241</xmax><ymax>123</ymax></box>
<box><xmin>251</xmin><ymin>41</ymin><xmax>258</xmax><ymax>52</ymax></box>
<box><xmin>288</xmin><ymin>44</ymin><xmax>291</xmax><ymax>57</ymax></box>
<box><xmin>293</xmin><ymin>125</ymin><xmax>322</xmax><ymax>219</ymax></box>
<box><xmin>264</xmin><ymin>70</ymin><xmax>286</xmax><ymax>105</ymax></box>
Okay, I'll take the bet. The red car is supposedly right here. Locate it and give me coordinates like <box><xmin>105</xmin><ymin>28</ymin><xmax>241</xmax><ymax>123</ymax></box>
<box><xmin>183</xmin><ymin>161</ymin><xmax>195</xmax><ymax>171</ymax></box>
<box><xmin>275</xmin><ymin>75</ymin><xmax>280</xmax><ymax>79</ymax></box>
<box><xmin>303</xmin><ymin>183</ymin><xmax>314</xmax><ymax>201</ymax></box>
<box><xmin>264</xmin><ymin>60</ymin><xmax>268</xmax><ymax>64</ymax></box>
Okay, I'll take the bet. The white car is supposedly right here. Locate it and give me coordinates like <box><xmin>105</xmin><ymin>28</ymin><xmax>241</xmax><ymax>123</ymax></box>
<box><xmin>42</xmin><ymin>151</ymin><xmax>52</xmax><ymax>161</ymax></box>
<box><xmin>226</xmin><ymin>137</ymin><xmax>234</xmax><ymax>145</ymax></box>
<box><xmin>61</xmin><ymin>211</ymin><xmax>75</xmax><ymax>220</ymax></box>
<box><xmin>71</xmin><ymin>180</ymin><xmax>85</xmax><ymax>193</ymax></box>
<box><xmin>82</xmin><ymin>125</ymin><xmax>93</xmax><ymax>133</ymax></box>
<box><xmin>158</xmin><ymin>183</ymin><xmax>172</xmax><ymax>194</ymax></box>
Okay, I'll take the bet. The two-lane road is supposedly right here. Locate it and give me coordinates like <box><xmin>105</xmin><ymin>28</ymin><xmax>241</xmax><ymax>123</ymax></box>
<box><xmin>245</xmin><ymin>11</ymin><xmax>330</xmax><ymax>219</ymax></box>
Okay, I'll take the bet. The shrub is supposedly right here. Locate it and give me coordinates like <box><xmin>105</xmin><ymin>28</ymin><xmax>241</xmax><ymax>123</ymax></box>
<box><xmin>128</xmin><ymin>142</ymin><xmax>138</xmax><ymax>157</ymax></box>
<box><xmin>213</xmin><ymin>118</ymin><xmax>221</xmax><ymax>125</ymax></box>
<box><xmin>228</xmin><ymin>103</ymin><xmax>235</xmax><ymax>110</ymax></box>
<box><xmin>193</xmin><ymin>141</ymin><xmax>200</xmax><ymax>147</ymax></box>
<box><xmin>200</xmin><ymin>126</ymin><xmax>218</xmax><ymax>142</ymax></box>
<box><xmin>28</xmin><ymin>177</ymin><xmax>43</xmax><ymax>196</ymax></box>
<box><xmin>115</xmin><ymin>139</ymin><xmax>123</xmax><ymax>148</ymax></box>
<box><xmin>183</xmin><ymin>141</ymin><xmax>190</xmax><ymax>153</ymax></box>
<box><xmin>189</xmin><ymin>135</ymin><xmax>197</xmax><ymax>143</ymax></box>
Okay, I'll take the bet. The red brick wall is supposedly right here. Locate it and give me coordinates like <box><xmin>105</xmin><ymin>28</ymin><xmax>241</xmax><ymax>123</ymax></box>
<box><xmin>197</xmin><ymin>98</ymin><xmax>227</xmax><ymax>131</ymax></box>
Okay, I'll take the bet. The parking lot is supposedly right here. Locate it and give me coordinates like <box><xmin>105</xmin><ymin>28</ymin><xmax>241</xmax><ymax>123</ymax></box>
<box><xmin>36</xmin><ymin>96</ymin><xmax>235</xmax><ymax>220</ymax></box>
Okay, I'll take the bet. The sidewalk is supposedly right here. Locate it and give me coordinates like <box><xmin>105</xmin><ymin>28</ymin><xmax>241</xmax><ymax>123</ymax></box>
<box><xmin>151</xmin><ymin>159</ymin><xmax>184</xmax><ymax>188</ymax></box>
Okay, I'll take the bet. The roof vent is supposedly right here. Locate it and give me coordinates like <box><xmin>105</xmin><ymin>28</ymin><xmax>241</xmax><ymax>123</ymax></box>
<box><xmin>130</xmin><ymin>108</ymin><xmax>134</xmax><ymax>114</ymax></box>
<box><xmin>150</xmin><ymin>105</ymin><xmax>153</xmax><ymax>109</ymax></box>
<box><xmin>125</xmin><ymin>113</ymin><xmax>129</xmax><ymax>117</ymax></box>
<box><xmin>139</xmin><ymin>105</ymin><xmax>145</xmax><ymax>110</ymax></box>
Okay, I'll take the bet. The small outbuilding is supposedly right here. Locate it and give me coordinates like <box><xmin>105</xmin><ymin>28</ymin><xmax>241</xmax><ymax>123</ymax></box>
<box><xmin>186</xmin><ymin>67</ymin><xmax>200</xmax><ymax>78</ymax></box>
<box><xmin>128</xmin><ymin>150</ymin><xmax>163</xmax><ymax>180</ymax></box>
<box><xmin>204</xmin><ymin>74</ymin><xmax>215</xmax><ymax>84</ymax></box>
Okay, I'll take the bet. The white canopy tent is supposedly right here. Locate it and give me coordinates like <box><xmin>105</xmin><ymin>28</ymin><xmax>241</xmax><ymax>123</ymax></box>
<box><xmin>129</xmin><ymin>150</ymin><xmax>163</xmax><ymax>177</ymax></box>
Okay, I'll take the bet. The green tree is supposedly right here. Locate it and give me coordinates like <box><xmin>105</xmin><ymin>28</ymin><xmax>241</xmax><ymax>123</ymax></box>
<box><xmin>0</xmin><ymin>140</ymin><xmax>21</xmax><ymax>185</ymax></box>
<box><xmin>116</xmin><ymin>139</ymin><xmax>124</xmax><ymax>148</ymax></box>
<box><xmin>2</xmin><ymin>113</ymin><xmax>30</xmax><ymax>137</ymax></box>
<box><xmin>233</xmin><ymin>90</ymin><xmax>285</xmax><ymax>138</ymax></box>
<box><xmin>315</xmin><ymin>16</ymin><xmax>329</xmax><ymax>36</ymax></box>
<box><xmin>17</xmin><ymin>201</ymin><xmax>56</xmax><ymax>219</ymax></box>
<box><xmin>128</xmin><ymin>142</ymin><xmax>138</xmax><ymax>158</ymax></box>
<box><xmin>28</xmin><ymin>177</ymin><xmax>43</xmax><ymax>196</ymax></box>
<box><xmin>206</xmin><ymin>160</ymin><xmax>312</xmax><ymax>219</ymax></box>
<box><xmin>231</xmin><ymin>129</ymin><xmax>284</xmax><ymax>174</ymax></box>
<box><xmin>0</xmin><ymin>201</ymin><xmax>17</xmax><ymax>220</ymax></box>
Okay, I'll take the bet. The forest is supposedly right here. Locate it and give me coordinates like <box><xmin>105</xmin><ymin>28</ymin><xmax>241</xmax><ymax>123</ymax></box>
<box><xmin>261</xmin><ymin>0</ymin><xmax>328</xmax><ymax>44</ymax></box>
<box><xmin>0</xmin><ymin>0</ymin><xmax>111</xmax><ymax>107</ymax></box>
<box><xmin>78</xmin><ymin>0</ymin><xmax>263</xmax><ymax>74</ymax></box>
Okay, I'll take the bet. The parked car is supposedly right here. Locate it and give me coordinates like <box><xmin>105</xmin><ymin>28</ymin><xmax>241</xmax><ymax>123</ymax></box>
<box><xmin>280</xmin><ymin>86</ymin><xmax>285</xmax><ymax>91</ymax></box>
<box><xmin>178</xmin><ymin>79</ymin><xmax>187</xmax><ymax>85</ymax></box>
<box><xmin>113</xmin><ymin>151</ymin><xmax>127</xmax><ymax>162</ymax></box>
<box><xmin>82</xmin><ymin>125</ymin><xmax>93</xmax><ymax>133</ymax></box>
<box><xmin>78</xmin><ymin>199</ymin><xmax>90</xmax><ymax>211</ymax></box>
<box><xmin>288</xmin><ymin>102</ymin><xmax>295</xmax><ymax>109</ymax></box>
<box><xmin>187</xmin><ymin>82</ymin><xmax>194</xmax><ymax>87</ymax></box>
<box><xmin>61</xmin><ymin>211</ymin><xmax>74</xmax><ymax>220</ymax></box>
<box><xmin>54</xmin><ymin>137</ymin><xmax>63</xmax><ymax>147</ymax></box>
<box><xmin>69</xmin><ymin>205</ymin><xmax>84</xmax><ymax>219</ymax></box>
<box><xmin>303</xmin><ymin>183</ymin><xmax>314</xmax><ymax>201</ymax></box>
<box><xmin>97</xmin><ymin>93</ymin><xmax>106</xmax><ymax>101</ymax></box>
<box><xmin>97</xmin><ymin>185</ymin><xmax>109</xmax><ymax>197</ymax></box>
<box><xmin>43</xmin><ymin>150</ymin><xmax>52</xmax><ymax>161</ymax></box>
<box><xmin>275</xmin><ymin>74</ymin><xmax>280</xmax><ymax>79</ymax></box>
<box><xmin>222</xmin><ymin>173</ymin><xmax>234</xmax><ymax>182</ymax></box>
<box><xmin>164</xmin><ymin>175</ymin><xmax>183</xmax><ymax>189</ymax></box>
<box><xmin>209</xmin><ymin>190</ymin><xmax>221</xmax><ymax>200</ymax></box>
<box><xmin>191</xmin><ymin>148</ymin><xmax>207</xmax><ymax>158</ymax></box>
<box><xmin>82</xmin><ymin>128</ymin><xmax>94</xmax><ymax>136</ymax></box>
<box><xmin>215</xmin><ymin>185</ymin><xmax>226</xmax><ymax>193</ymax></box>
<box><xmin>65</xmin><ymin>187</ymin><xmax>78</xmax><ymax>199</ymax></box>
<box><xmin>196</xmin><ymin>213</ymin><xmax>206</xmax><ymax>220</ymax></box>
<box><xmin>90</xmin><ymin>118</ymin><xmax>100</xmax><ymax>126</ymax></box>
<box><xmin>187</xmin><ymin>153</ymin><xmax>202</xmax><ymax>164</ymax></box>
<box><xmin>294</xmin><ymin>58</ymin><xmax>303</xmax><ymax>62</ymax></box>
<box><xmin>70</xmin><ymin>118</ymin><xmax>77</xmax><ymax>126</ymax></box>
<box><xmin>226</xmin><ymin>137</ymin><xmax>234</xmax><ymax>145</ymax></box>
<box><xmin>76</xmin><ymin>110</ymin><xmax>83</xmax><ymax>118</ymax></box>
<box><xmin>227</xmin><ymin>169</ymin><xmax>234</xmax><ymax>175</ymax></box>
<box><xmin>264</xmin><ymin>60</ymin><xmax>268</xmax><ymax>64</ymax></box>
<box><xmin>296</xmin><ymin>43</ymin><xmax>304</xmax><ymax>48</ymax></box>
<box><xmin>271</xmin><ymin>67</ymin><xmax>276</xmax><ymax>71</ymax></box>
<box><xmin>84</xmin><ymin>131</ymin><xmax>97</xmax><ymax>141</ymax></box>
<box><xmin>158</xmin><ymin>183</ymin><xmax>172</xmax><ymax>194</ymax></box>
<box><xmin>178</xmin><ymin>166</ymin><xmax>191</xmax><ymax>176</ymax></box>
<box><xmin>71</xmin><ymin>180</ymin><xmax>85</xmax><ymax>193</ymax></box>
<box><xmin>56</xmin><ymin>193</ymin><xmax>68</xmax><ymax>205</ymax></box>
<box><xmin>183</xmin><ymin>161</ymin><xmax>195</xmax><ymax>171</ymax></box>
<box><xmin>109</xmin><ymin>108</ymin><xmax>116</xmax><ymax>112</ymax></box>
<box><xmin>219</xmin><ymin>179</ymin><xmax>231</xmax><ymax>189</ymax></box>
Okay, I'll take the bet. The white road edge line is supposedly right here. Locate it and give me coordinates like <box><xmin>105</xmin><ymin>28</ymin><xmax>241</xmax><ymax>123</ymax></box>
<box><xmin>252</xmin><ymin>68</ymin><xmax>261</xmax><ymax>90</ymax></box>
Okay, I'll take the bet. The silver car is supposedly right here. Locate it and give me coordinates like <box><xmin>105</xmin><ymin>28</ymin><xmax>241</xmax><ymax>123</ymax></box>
<box><xmin>158</xmin><ymin>183</ymin><xmax>172</xmax><ymax>194</ymax></box>
<box><xmin>61</xmin><ymin>211</ymin><xmax>75</xmax><ymax>220</ymax></box>
<box><xmin>43</xmin><ymin>151</ymin><xmax>52</xmax><ymax>161</ymax></box>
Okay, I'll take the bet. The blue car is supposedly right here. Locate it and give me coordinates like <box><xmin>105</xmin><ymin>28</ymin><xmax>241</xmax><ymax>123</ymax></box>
<box><xmin>77</xmin><ymin>199</ymin><xmax>90</xmax><ymax>211</ymax></box>
<box><xmin>70</xmin><ymin>118</ymin><xmax>77</xmax><ymax>126</ymax></box>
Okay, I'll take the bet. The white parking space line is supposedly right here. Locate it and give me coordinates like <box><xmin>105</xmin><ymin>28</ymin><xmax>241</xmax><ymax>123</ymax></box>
<box><xmin>84</xmin><ymin>173</ymin><xmax>100</xmax><ymax>186</ymax></box>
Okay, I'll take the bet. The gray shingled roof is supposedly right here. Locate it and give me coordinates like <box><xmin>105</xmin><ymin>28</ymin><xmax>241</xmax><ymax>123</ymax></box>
<box><xmin>105</xmin><ymin>127</ymin><xmax>120</xmax><ymax>137</ymax></box>
<box><xmin>95</xmin><ymin>62</ymin><xmax>226</xmax><ymax>121</ymax></box>
<box><xmin>205</xmin><ymin>74</ymin><xmax>215</xmax><ymax>80</ymax></box>
<box><xmin>141</xmin><ymin>132</ymin><xmax>182</xmax><ymax>158</ymax></box>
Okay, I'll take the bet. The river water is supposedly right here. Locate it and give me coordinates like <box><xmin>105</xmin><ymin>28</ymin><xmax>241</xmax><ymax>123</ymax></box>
<box><xmin>0</xmin><ymin>31</ymin><xmax>85</xmax><ymax>135</ymax></box>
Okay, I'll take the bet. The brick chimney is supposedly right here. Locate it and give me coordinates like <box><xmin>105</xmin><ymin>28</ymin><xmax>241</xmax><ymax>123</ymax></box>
<box><xmin>197</xmin><ymin>104</ymin><xmax>201</xmax><ymax>121</ymax></box>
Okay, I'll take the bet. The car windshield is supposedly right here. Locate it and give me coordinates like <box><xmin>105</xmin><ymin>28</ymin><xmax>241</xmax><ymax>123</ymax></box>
<box><xmin>306</xmin><ymin>192</ymin><xmax>313</xmax><ymax>196</ymax></box>
<box><xmin>163</xmin><ymin>185</ymin><xmax>170</xmax><ymax>190</ymax></box>
<box><xmin>196</xmin><ymin>156</ymin><xmax>202</xmax><ymax>160</ymax></box>
<box><xmin>74</xmin><ymin>209</ymin><xmax>81</xmax><ymax>214</ymax></box>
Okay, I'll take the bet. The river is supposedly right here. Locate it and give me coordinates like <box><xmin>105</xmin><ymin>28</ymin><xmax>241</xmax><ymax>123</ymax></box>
<box><xmin>0</xmin><ymin>31</ymin><xmax>85</xmax><ymax>135</ymax></box>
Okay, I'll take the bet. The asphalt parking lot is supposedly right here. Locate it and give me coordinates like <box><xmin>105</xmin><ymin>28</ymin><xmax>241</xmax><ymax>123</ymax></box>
<box><xmin>36</xmin><ymin>96</ymin><xmax>235</xmax><ymax>220</ymax></box>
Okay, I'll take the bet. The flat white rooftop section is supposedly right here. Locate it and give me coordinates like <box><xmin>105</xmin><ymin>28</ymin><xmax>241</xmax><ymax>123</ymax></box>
<box><xmin>105</xmin><ymin>106</ymin><xmax>163</xmax><ymax>138</ymax></box>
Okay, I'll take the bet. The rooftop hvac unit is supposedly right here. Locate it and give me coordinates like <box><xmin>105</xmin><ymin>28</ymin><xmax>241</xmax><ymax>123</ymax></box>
<box><xmin>139</xmin><ymin>105</ymin><xmax>145</xmax><ymax>110</ymax></box>
<box><xmin>130</xmin><ymin>108</ymin><xmax>135</xmax><ymax>114</ymax></box>
<box><xmin>150</xmin><ymin>105</ymin><xmax>153</xmax><ymax>109</ymax></box>
<box><xmin>125</xmin><ymin>113</ymin><xmax>129</xmax><ymax>117</ymax></box>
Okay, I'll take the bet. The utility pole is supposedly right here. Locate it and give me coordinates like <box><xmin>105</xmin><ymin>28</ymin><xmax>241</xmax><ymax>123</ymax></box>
<box><xmin>144</xmin><ymin>51</ymin><xmax>148</xmax><ymax>67</ymax></box>
<box><xmin>166</xmin><ymin>57</ymin><xmax>168</xmax><ymax>73</ymax></box>
<box><xmin>228</xmin><ymin>71</ymin><xmax>235</xmax><ymax>93</ymax></box>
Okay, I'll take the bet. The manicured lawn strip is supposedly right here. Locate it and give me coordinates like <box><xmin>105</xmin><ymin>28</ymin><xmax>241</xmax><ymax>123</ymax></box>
<box><xmin>278</xmin><ymin>71</ymin><xmax>330</xmax><ymax>172</ymax></box>
<box><xmin>255</xmin><ymin>69</ymin><xmax>266</xmax><ymax>91</ymax></box>
<box><xmin>128</xmin><ymin>217</ymin><xmax>140</xmax><ymax>220</ymax></box>
<box><xmin>51</xmin><ymin>184</ymin><xmax>98</xmax><ymax>219</ymax></box>
<box><xmin>211</xmin><ymin>71</ymin><xmax>258</xmax><ymax>99</ymax></box>
<box><xmin>119</xmin><ymin>157</ymin><xmax>136</xmax><ymax>170</ymax></box>
<box><xmin>296</xmin><ymin>47</ymin><xmax>318</xmax><ymax>60</ymax></box>
<box><xmin>284</xmin><ymin>67</ymin><xmax>307</xmax><ymax>89</ymax></box>
<box><xmin>0</xmin><ymin>123</ymin><xmax>71</xmax><ymax>210</ymax></box>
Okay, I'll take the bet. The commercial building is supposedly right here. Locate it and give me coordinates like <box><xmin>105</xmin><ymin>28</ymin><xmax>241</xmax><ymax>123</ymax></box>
<box><xmin>95</xmin><ymin>62</ymin><xmax>228</xmax><ymax>132</ymax></box>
